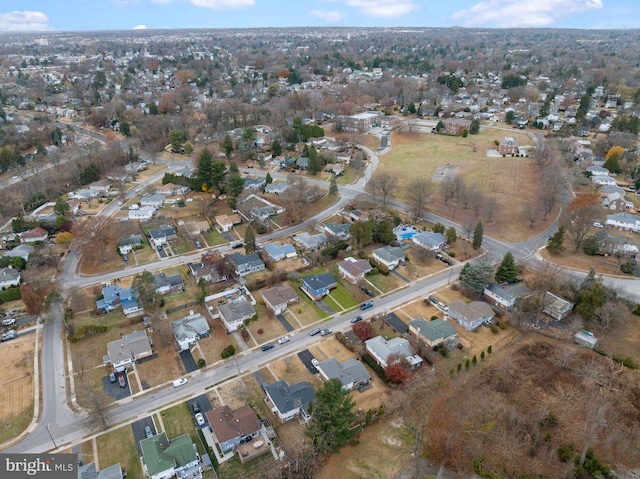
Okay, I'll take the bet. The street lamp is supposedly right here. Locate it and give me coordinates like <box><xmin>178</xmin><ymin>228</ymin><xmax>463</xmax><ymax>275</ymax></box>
<box><xmin>46</xmin><ymin>423</ymin><xmax>58</xmax><ymax>449</ymax></box>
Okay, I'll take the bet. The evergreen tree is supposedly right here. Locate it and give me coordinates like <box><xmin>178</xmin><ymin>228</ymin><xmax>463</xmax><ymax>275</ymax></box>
<box><xmin>53</xmin><ymin>197</ymin><xmax>70</xmax><ymax>216</ymax></box>
<box><xmin>329</xmin><ymin>176</ymin><xmax>338</xmax><ymax>196</ymax></box>
<box><xmin>169</xmin><ymin>130</ymin><xmax>185</xmax><ymax>153</ymax></box>
<box><xmin>307</xmin><ymin>378</ymin><xmax>356</xmax><ymax>454</ymax></box>
<box><xmin>547</xmin><ymin>226</ymin><xmax>566</xmax><ymax>256</ymax></box>
<box><xmin>223</xmin><ymin>134</ymin><xmax>234</xmax><ymax>159</ymax></box>
<box><xmin>459</xmin><ymin>262</ymin><xmax>494</xmax><ymax>295</ymax></box>
<box><xmin>433</xmin><ymin>222</ymin><xmax>445</xmax><ymax>234</ymax></box>
<box><xmin>473</xmin><ymin>221</ymin><xmax>484</xmax><ymax>250</ymax></box>
<box><xmin>446</xmin><ymin>226</ymin><xmax>457</xmax><ymax>245</ymax></box>
<box><xmin>271</xmin><ymin>140</ymin><xmax>282</xmax><ymax>157</ymax></box>
<box><xmin>226</xmin><ymin>174</ymin><xmax>245</xmax><ymax>210</ymax></box>
<box><xmin>244</xmin><ymin>227</ymin><xmax>256</xmax><ymax>254</ymax></box>
<box><xmin>495</xmin><ymin>252</ymin><xmax>518</xmax><ymax>284</ymax></box>
<box><xmin>196</xmin><ymin>148</ymin><xmax>213</xmax><ymax>192</ymax></box>
<box><xmin>265</xmin><ymin>172</ymin><xmax>273</xmax><ymax>185</ymax></box>
<box><xmin>210</xmin><ymin>160</ymin><xmax>227</xmax><ymax>193</ymax></box>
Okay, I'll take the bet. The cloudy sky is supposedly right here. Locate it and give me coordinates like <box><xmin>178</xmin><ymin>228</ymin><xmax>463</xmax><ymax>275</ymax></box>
<box><xmin>0</xmin><ymin>0</ymin><xmax>637</xmax><ymax>32</ymax></box>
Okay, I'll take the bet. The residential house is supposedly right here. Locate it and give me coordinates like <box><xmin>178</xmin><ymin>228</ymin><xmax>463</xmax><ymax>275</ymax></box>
<box><xmin>218</xmin><ymin>298</ymin><xmax>256</xmax><ymax>332</ymax></box>
<box><xmin>128</xmin><ymin>206</ymin><xmax>156</xmax><ymax>221</ymax></box>
<box><xmin>228</xmin><ymin>252</ymin><xmax>265</xmax><ymax>277</ymax></box>
<box><xmin>215</xmin><ymin>213</ymin><xmax>242</xmax><ymax>233</ymax></box>
<box><xmin>140</xmin><ymin>193</ymin><xmax>165</xmax><ymax>209</ymax></box>
<box><xmin>3</xmin><ymin>244</ymin><xmax>34</xmax><ymax>262</ymax></box>
<box><xmin>140</xmin><ymin>433</ymin><xmax>202</xmax><ymax>479</ymax></box>
<box><xmin>447</xmin><ymin>300</ymin><xmax>495</xmax><ymax>331</ymax></box>
<box><xmin>243</xmin><ymin>177</ymin><xmax>266</xmax><ymax>190</ymax></box>
<box><xmin>483</xmin><ymin>282</ymin><xmax>531</xmax><ymax>311</ymax></box>
<box><xmin>187</xmin><ymin>262</ymin><xmax>228</xmax><ymax>283</ymax></box>
<box><xmin>96</xmin><ymin>284</ymin><xmax>141</xmax><ymax>315</ymax></box>
<box><xmin>250</xmin><ymin>205</ymin><xmax>276</xmax><ymax>221</ymax></box>
<box><xmin>21</xmin><ymin>227</ymin><xmax>48</xmax><ymax>243</ymax></box>
<box><xmin>183</xmin><ymin>221</ymin><xmax>210</xmax><ymax>237</ymax></box>
<box><xmin>296</xmin><ymin>157</ymin><xmax>309</xmax><ymax>170</ymax></box>
<box><xmin>603</xmin><ymin>193</ymin><xmax>633</xmax><ymax>212</ymax></box>
<box><xmin>154</xmin><ymin>272</ymin><xmax>185</xmax><ymax>295</ymax></box>
<box><xmin>542</xmin><ymin>292</ymin><xmax>575</xmax><ymax>321</ymax></box>
<box><xmin>325</xmin><ymin>163</ymin><xmax>344</xmax><ymax>176</ymax></box>
<box><xmin>170</xmin><ymin>311</ymin><xmax>210</xmax><ymax>350</ymax></box>
<box><xmin>300</xmin><ymin>273</ymin><xmax>337</xmax><ymax>300</ymax></box>
<box><xmin>364</xmin><ymin>336</ymin><xmax>423</xmax><ymax>369</ymax></box>
<box><xmin>0</xmin><ymin>267</ymin><xmax>21</xmax><ymax>288</ymax></box>
<box><xmin>88</xmin><ymin>179</ymin><xmax>111</xmax><ymax>196</ymax></box>
<box><xmin>206</xmin><ymin>405</ymin><xmax>263</xmax><ymax>455</ymax></box>
<box><xmin>263</xmin><ymin>380</ymin><xmax>316</xmax><ymax>423</ymax></box>
<box><xmin>592</xmin><ymin>175</ymin><xmax>617</xmax><ymax>186</ymax></box>
<box><xmin>380</xmin><ymin>116</ymin><xmax>401</xmax><ymax>128</ymax></box>
<box><xmin>149</xmin><ymin>225</ymin><xmax>177</xmax><ymax>247</ymax></box>
<box><xmin>105</xmin><ymin>330</ymin><xmax>153</xmax><ymax>372</ymax></box>
<box><xmin>442</xmin><ymin>118</ymin><xmax>471</xmax><ymax>135</ymax></box>
<box><xmin>264</xmin><ymin>182</ymin><xmax>288</xmax><ymax>195</ymax></box>
<box><xmin>324</xmin><ymin>222</ymin><xmax>352</xmax><ymax>240</ymax></box>
<box><xmin>338</xmin><ymin>257</ymin><xmax>373</xmax><ymax>284</ymax></box>
<box><xmin>118</xmin><ymin>234</ymin><xmax>143</xmax><ymax>255</ymax></box>
<box><xmin>606</xmin><ymin>212</ymin><xmax>640</xmax><ymax>232</ymax></box>
<box><xmin>594</xmin><ymin>231</ymin><xmax>639</xmax><ymax>258</ymax></box>
<box><xmin>156</xmin><ymin>183</ymin><xmax>189</xmax><ymax>196</ymax></box>
<box><xmin>372</xmin><ymin>245</ymin><xmax>406</xmax><ymax>270</ymax></box>
<box><xmin>412</xmin><ymin>232</ymin><xmax>447</xmax><ymax>251</ymax></box>
<box><xmin>77</xmin><ymin>462</ymin><xmax>124</xmax><ymax>479</ymax></box>
<box><xmin>315</xmin><ymin>358</ymin><xmax>370</xmax><ymax>391</ymax></box>
<box><xmin>261</xmin><ymin>284</ymin><xmax>298</xmax><ymax>314</ymax></box>
<box><xmin>294</xmin><ymin>232</ymin><xmax>327</xmax><ymax>250</ymax></box>
<box><xmin>263</xmin><ymin>243</ymin><xmax>297</xmax><ymax>262</ymax></box>
<box><xmin>498</xmin><ymin>136</ymin><xmax>519</xmax><ymax>155</ymax></box>
<box><xmin>587</xmin><ymin>165</ymin><xmax>609</xmax><ymax>176</ymax></box>
<box><xmin>409</xmin><ymin>317</ymin><xmax>458</xmax><ymax>348</ymax></box>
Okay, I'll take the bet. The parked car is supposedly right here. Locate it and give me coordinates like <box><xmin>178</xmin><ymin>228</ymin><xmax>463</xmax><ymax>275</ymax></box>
<box><xmin>311</xmin><ymin>358</ymin><xmax>320</xmax><ymax>368</ymax></box>
<box><xmin>320</xmin><ymin>329</ymin><xmax>332</xmax><ymax>336</ymax></box>
<box><xmin>1</xmin><ymin>330</ymin><xmax>16</xmax><ymax>342</ymax></box>
<box><xmin>360</xmin><ymin>301</ymin><xmax>374</xmax><ymax>311</ymax></box>
<box><xmin>309</xmin><ymin>328</ymin><xmax>321</xmax><ymax>336</ymax></box>
<box><xmin>232</xmin><ymin>242</ymin><xmax>244</xmax><ymax>249</ymax></box>
<box><xmin>195</xmin><ymin>413</ymin><xmax>205</xmax><ymax>426</ymax></box>
<box><xmin>173</xmin><ymin>378</ymin><xmax>188</xmax><ymax>387</ymax></box>
<box><xmin>191</xmin><ymin>402</ymin><xmax>200</xmax><ymax>414</ymax></box>
<box><xmin>261</xmin><ymin>343</ymin><xmax>275</xmax><ymax>351</ymax></box>
<box><xmin>350</xmin><ymin>316</ymin><xmax>363</xmax><ymax>324</ymax></box>
<box><xmin>593</xmin><ymin>222</ymin><xmax>604</xmax><ymax>228</ymax></box>
<box><xmin>145</xmin><ymin>426</ymin><xmax>154</xmax><ymax>438</ymax></box>
<box><xmin>118</xmin><ymin>373</ymin><xmax>126</xmax><ymax>388</ymax></box>
<box><xmin>277</xmin><ymin>336</ymin><xmax>290</xmax><ymax>344</ymax></box>
<box><xmin>109</xmin><ymin>373</ymin><xmax>117</xmax><ymax>383</ymax></box>
<box><xmin>428</xmin><ymin>295</ymin><xmax>438</xmax><ymax>305</ymax></box>
<box><xmin>1</xmin><ymin>317</ymin><xmax>16</xmax><ymax>326</ymax></box>
<box><xmin>194</xmin><ymin>240</ymin><xmax>202</xmax><ymax>248</ymax></box>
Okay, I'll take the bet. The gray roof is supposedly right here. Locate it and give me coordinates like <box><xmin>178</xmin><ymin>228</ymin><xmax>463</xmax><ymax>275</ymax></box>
<box><xmin>365</xmin><ymin>336</ymin><xmax>420</xmax><ymax>366</ymax></box>
<box><xmin>295</xmin><ymin>232</ymin><xmax>327</xmax><ymax>249</ymax></box>
<box><xmin>301</xmin><ymin>272</ymin><xmax>336</xmax><ymax>291</ymax></box>
<box><xmin>448</xmin><ymin>300</ymin><xmax>495</xmax><ymax>322</ymax></box>
<box><xmin>264</xmin><ymin>182</ymin><xmax>288</xmax><ymax>194</ymax></box>
<box><xmin>106</xmin><ymin>330</ymin><xmax>152</xmax><ymax>365</ymax></box>
<box><xmin>263</xmin><ymin>380</ymin><xmax>315</xmax><ymax>416</ymax></box>
<box><xmin>413</xmin><ymin>232</ymin><xmax>446</xmax><ymax>247</ymax></box>
<box><xmin>171</xmin><ymin>313</ymin><xmax>210</xmax><ymax>341</ymax></box>
<box><xmin>0</xmin><ymin>267</ymin><xmax>21</xmax><ymax>282</ymax></box>
<box><xmin>141</xmin><ymin>193</ymin><xmax>165</xmax><ymax>204</ymax></box>
<box><xmin>373</xmin><ymin>245</ymin><xmax>406</xmax><ymax>263</ymax></box>
<box><xmin>218</xmin><ymin>298</ymin><xmax>256</xmax><ymax>322</ymax></box>
<box><xmin>118</xmin><ymin>233</ymin><xmax>142</xmax><ymax>248</ymax></box>
<box><xmin>484</xmin><ymin>282</ymin><xmax>516</xmax><ymax>302</ymax></box>
<box><xmin>154</xmin><ymin>272</ymin><xmax>184</xmax><ymax>290</ymax></box>
<box><xmin>149</xmin><ymin>224</ymin><xmax>176</xmax><ymax>240</ymax></box>
<box><xmin>3</xmin><ymin>244</ymin><xmax>34</xmax><ymax>259</ymax></box>
<box><xmin>262</xmin><ymin>284</ymin><xmax>298</xmax><ymax>307</ymax></box>
<box><xmin>317</xmin><ymin>358</ymin><xmax>370</xmax><ymax>388</ymax></box>
<box><xmin>264</xmin><ymin>242</ymin><xmax>296</xmax><ymax>261</ymax></box>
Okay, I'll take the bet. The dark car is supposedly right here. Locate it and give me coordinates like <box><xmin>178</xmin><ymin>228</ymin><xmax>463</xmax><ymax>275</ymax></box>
<box><xmin>261</xmin><ymin>343</ymin><xmax>275</xmax><ymax>351</ymax></box>
<box><xmin>350</xmin><ymin>316</ymin><xmax>363</xmax><ymax>324</ymax></box>
<box><xmin>232</xmin><ymin>242</ymin><xmax>244</xmax><ymax>249</ymax></box>
<box><xmin>109</xmin><ymin>373</ymin><xmax>117</xmax><ymax>383</ymax></box>
<box><xmin>309</xmin><ymin>328</ymin><xmax>321</xmax><ymax>336</ymax></box>
<box><xmin>191</xmin><ymin>402</ymin><xmax>200</xmax><ymax>414</ymax></box>
<box><xmin>118</xmin><ymin>373</ymin><xmax>126</xmax><ymax>388</ymax></box>
<box><xmin>428</xmin><ymin>295</ymin><xmax>438</xmax><ymax>305</ymax></box>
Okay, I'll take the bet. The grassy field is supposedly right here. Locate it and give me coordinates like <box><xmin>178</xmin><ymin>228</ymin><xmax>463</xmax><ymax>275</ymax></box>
<box><xmin>96</xmin><ymin>426</ymin><xmax>143</xmax><ymax>479</ymax></box>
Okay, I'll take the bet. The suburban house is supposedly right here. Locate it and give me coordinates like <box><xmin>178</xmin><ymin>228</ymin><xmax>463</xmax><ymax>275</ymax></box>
<box><xmin>156</xmin><ymin>183</ymin><xmax>190</xmax><ymax>196</ymax></box>
<box><xmin>228</xmin><ymin>252</ymin><xmax>265</xmax><ymax>277</ymax></box>
<box><xmin>154</xmin><ymin>272</ymin><xmax>185</xmax><ymax>295</ymax></box>
<box><xmin>170</xmin><ymin>311</ymin><xmax>210</xmax><ymax>350</ymax></box>
<box><xmin>3</xmin><ymin>244</ymin><xmax>34</xmax><ymax>262</ymax></box>
<box><xmin>447</xmin><ymin>300</ymin><xmax>495</xmax><ymax>331</ymax></box>
<box><xmin>296</xmin><ymin>157</ymin><xmax>309</xmax><ymax>170</ymax></box>
<box><xmin>77</xmin><ymin>462</ymin><xmax>124</xmax><ymax>479</ymax></box>
<box><xmin>140</xmin><ymin>193</ymin><xmax>165</xmax><ymax>209</ymax></box>
<box><xmin>104</xmin><ymin>330</ymin><xmax>153</xmax><ymax>372</ymax></box>
<box><xmin>364</xmin><ymin>336</ymin><xmax>423</xmax><ymax>369</ymax></box>
<box><xmin>542</xmin><ymin>291</ymin><xmax>575</xmax><ymax>320</ymax></box>
<box><xmin>263</xmin><ymin>242</ymin><xmax>297</xmax><ymax>262</ymax></box>
<box><xmin>218</xmin><ymin>298</ymin><xmax>256</xmax><ymax>332</ymax></box>
<box><xmin>128</xmin><ymin>205</ymin><xmax>156</xmax><ymax>221</ymax></box>
<box><xmin>442</xmin><ymin>118</ymin><xmax>471</xmax><ymax>135</ymax></box>
<box><xmin>606</xmin><ymin>212</ymin><xmax>640</xmax><ymax>232</ymax></box>
<box><xmin>0</xmin><ymin>267</ymin><xmax>21</xmax><ymax>288</ymax></box>
<box><xmin>184</xmin><ymin>220</ymin><xmax>210</xmax><ymax>237</ymax></box>
<box><xmin>250</xmin><ymin>205</ymin><xmax>277</xmax><ymax>221</ymax></box>
<box><xmin>149</xmin><ymin>225</ymin><xmax>178</xmax><ymax>247</ymax></box>
<box><xmin>118</xmin><ymin>234</ymin><xmax>143</xmax><ymax>255</ymax></box>
<box><xmin>324</xmin><ymin>222</ymin><xmax>352</xmax><ymax>240</ymax></box>
<box><xmin>315</xmin><ymin>358</ymin><xmax>370</xmax><ymax>391</ymax></box>
<box><xmin>244</xmin><ymin>177</ymin><xmax>266</xmax><ymax>190</ymax></box>
<box><xmin>338</xmin><ymin>257</ymin><xmax>373</xmax><ymax>284</ymax></box>
<box><xmin>603</xmin><ymin>192</ymin><xmax>633</xmax><ymax>212</ymax></box>
<box><xmin>140</xmin><ymin>433</ymin><xmax>202</xmax><ymax>479</ymax></box>
<box><xmin>325</xmin><ymin>163</ymin><xmax>345</xmax><ymax>176</ymax></box>
<box><xmin>215</xmin><ymin>213</ymin><xmax>242</xmax><ymax>233</ymax></box>
<box><xmin>409</xmin><ymin>317</ymin><xmax>458</xmax><ymax>348</ymax></box>
<box><xmin>294</xmin><ymin>232</ymin><xmax>327</xmax><ymax>250</ymax></box>
<box><xmin>586</xmin><ymin>165</ymin><xmax>609</xmax><ymax>176</ymax></box>
<box><xmin>483</xmin><ymin>282</ymin><xmax>531</xmax><ymax>311</ymax></box>
<box><xmin>88</xmin><ymin>179</ymin><xmax>111</xmax><ymax>196</ymax></box>
<box><xmin>261</xmin><ymin>284</ymin><xmax>298</xmax><ymax>314</ymax></box>
<box><xmin>187</xmin><ymin>262</ymin><xmax>228</xmax><ymax>283</ymax></box>
<box><xmin>498</xmin><ymin>136</ymin><xmax>519</xmax><ymax>156</ymax></box>
<box><xmin>263</xmin><ymin>380</ymin><xmax>316</xmax><ymax>423</ymax></box>
<box><xmin>21</xmin><ymin>227</ymin><xmax>48</xmax><ymax>243</ymax></box>
<box><xmin>206</xmin><ymin>405</ymin><xmax>264</xmax><ymax>455</ymax></box>
<box><xmin>96</xmin><ymin>284</ymin><xmax>142</xmax><ymax>315</ymax></box>
<box><xmin>264</xmin><ymin>182</ymin><xmax>288</xmax><ymax>195</ymax></box>
<box><xmin>592</xmin><ymin>175</ymin><xmax>617</xmax><ymax>186</ymax></box>
<box><xmin>412</xmin><ymin>232</ymin><xmax>447</xmax><ymax>251</ymax></box>
<box><xmin>372</xmin><ymin>245</ymin><xmax>406</xmax><ymax>270</ymax></box>
<box><xmin>594</xmin><ymin>231</ymin><xmax>639</xmax><ymax>258</ymax></box>
<box><xmin>300</xmin><ymin>273</ymin><xmax>337</xmax><ymax>300</ymax></box>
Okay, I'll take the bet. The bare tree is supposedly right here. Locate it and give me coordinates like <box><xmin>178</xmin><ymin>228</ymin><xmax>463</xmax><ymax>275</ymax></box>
<box><xmin>405</xmin><ymin>176</ymin><xmax>434</xmax><ymax>220</ymax></box>
<box><xmin>80</xmin><ymin>379</ymin><xmax>111</xmax><ymax>432</ymax></box>
<box><xmin>540</xmin><ymin>167</ymin><xmax>564</xmax><ymax>220</ymax></box>
<box><xmin>485</xmin><ymin>196</ymin><xmax>498</xmax><ymax>220</ymax></box>
<box><xmin>524</xmin><ymin>204</ymin><xmax>537</xmax><ymax>228</ymax></box>
<box><xmin>368</xmin><ymin>172</ymin><xmax>397</xmax><ymax>207</ymax></box>
<box><xmin>72</xmin><ymin>217</ymin><xmax>122</xmax><ymax>264</ymax></box>
<box><xmin>563</xmin><ymin>194</ymin><xmax>601</xmax><ymax>252</ymax></box>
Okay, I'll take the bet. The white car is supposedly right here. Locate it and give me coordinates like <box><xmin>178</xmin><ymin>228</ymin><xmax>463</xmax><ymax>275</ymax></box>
<box><xmin>1</xmin><ymin>318</ymin><xmax>16</xmax><ymax>326</ymax></box>
<box><xmin>195</xmin><ymin>413</ymin><xmax>205</xmax><ymax>426</ymax></box>
<box><xmin>172</xmin><ymin>378</ymin><xmax>188</xmax><ymax>387</ymax></box>
<box><xmin>593</xmin><ymin>222</ymin><xmax>604</xmax><ymax>228</ymax></box>
<box><xmin>277</xmin><ymin>336</ymin><xmax>290</xmax><ymax>344</ymax></box>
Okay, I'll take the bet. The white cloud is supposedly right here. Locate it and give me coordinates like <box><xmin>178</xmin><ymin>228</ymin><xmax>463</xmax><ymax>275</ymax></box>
<box><xmin>309</xmin><ymin>9</ymin><xmax>346</xmax><ymax>22</ymax></box>
<box><xmin>189</xmin><ymin>0</ymin><xmax>255</xmax><ymax>8</ymax></box>
<box><xmin>133</xmin><ymin>24</ymin><xmax>148</xmax><ymax>29</ymax></box>
<box><xmin>343</xmin><ymin>0</ymin><xmax>420</xmax><ymax>18</ymax></box>
<box><xmin>452</xmin><ymin>0</ymin><xmax>603</xmax><ymax>27</ymax></box>
<box><xmin>0</xmin><ymin>10</ymin><xmax>50</xmax><ymax>31</ymax></box>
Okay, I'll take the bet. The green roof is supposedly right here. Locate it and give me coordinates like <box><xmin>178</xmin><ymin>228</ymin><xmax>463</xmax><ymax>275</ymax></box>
<box><xmin>410</xmin><ymin>318</ymin><xmax>457</xmax><ymax>342</ymax></box>
<box><xmin>141</xmin><ymin>433</ymin><xmax>197</xmax><ymax>477</ymax></box>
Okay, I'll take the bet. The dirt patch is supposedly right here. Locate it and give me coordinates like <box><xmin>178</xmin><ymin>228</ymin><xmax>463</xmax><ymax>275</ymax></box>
<box><xmin>539</xmin><ymin>240</ymin><xmax>635</xmax><ymax>276</ymax></box>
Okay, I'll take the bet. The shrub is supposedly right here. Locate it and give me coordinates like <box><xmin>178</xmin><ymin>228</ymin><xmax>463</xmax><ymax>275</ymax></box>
<box><xmin>0</xmin><ymin>287</ymin><xmax>22</xmax><ymax>304</ymax></box>
<box><xmin>241</xmin><ymin>330</ymin><xmax>250</xmax><ymax>341</ymax></box>
<box><xmin>558</xmin><ymin>444</ymin><xmax>574</xmax><ymax>463</ymax></box>
<box><xmin>439</xmin><ymin>348</ymin><xmax>449</xmax><ymax>358</ymax></box>
<box><xmin>431</xmin><ymin>315</ymin><xmax>438</xmax><ymax>320</ymax></box>
<box><xmin>490</xmin><ymin>324</ymin><xmax>499</xmax><ymax>334</ymax></box>
<box><xmin>465</xmin><ymin>359</ymin><xmax>470</xmax><ymax>370</ymax></box>
<box><xmin>448</xmin><ymin>251</ymin><xmax>455</xmax><ymax>257</ymax></box>
<box><xmin>197</xmin><ymin>358</ymin><xmax>206</xmax><ymax>368</ymax></box>
<box><xmin>472</xmin><ymin>355</ymin><xmax>477</xmax><ymax>365</ymax></box>
<box><xmin>221</xmin><ymin>344</ymin><xmax>236</xmax><ymax>359</ymax></box>
<box><xmin>487</xmin><ymin>345</ymin><xmax>492</xmax><ymax>354</ymax></box>
<box><xmin>362</xmin><ymin>353</ymin><xmax>388</xmax><ymax>383</ymax></box>
<box><xmin>257</xmin><ymin>328</ymin><xmax>264</xmax><ymax>335</ymax></box>
<box><xmin>633</xmin><ymin>304</ymin><xmax>640</xmax><ymax>316</ymax></box>
<box><xmin>256</xmin><ymin>224</ymin><xmax>267</xmax><ymax>234</ymax></box>
<box><xmin>613</xmin><ymin>355</ymin><xmax>638</xmax><ymax>369</ymax></box>
<box><xmin>498</xmin><ymin>321</ymin><xmax>507</xmax><ymax>330</ymax></box>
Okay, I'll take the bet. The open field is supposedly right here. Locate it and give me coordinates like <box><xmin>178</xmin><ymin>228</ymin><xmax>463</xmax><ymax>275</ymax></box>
<box><xmin>96</xmin><ymin>426</ymin><xmax>143</xmax><ymax>479</ymax></box>
<box><xmin>377</xmin><ymin>129</ymin><xmax>557</xmax><ymax>242</ymax></box>
<box><xmin>0</xmin><ymin>334</ymin><xmax>35</xmax><ymax>444</ymax></box>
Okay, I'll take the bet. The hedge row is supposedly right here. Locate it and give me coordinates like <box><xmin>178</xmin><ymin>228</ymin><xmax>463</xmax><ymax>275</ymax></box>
<box><xmin>361</xmin><ymin>352</ymin><xmax>388</xmax><ymax>384</ymax></box>
<box><xmin>0</xmin><ymin>287</ymin><xmax>21</xmax><ymax>304</ymax></box>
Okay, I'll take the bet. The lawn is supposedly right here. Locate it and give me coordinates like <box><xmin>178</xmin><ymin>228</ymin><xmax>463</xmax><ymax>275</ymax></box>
<box><xmin>366</xmin><ymin>271</ymin><xmax>404</xmax><ymax>293</ymax></box>
<box><xmin>216</xmin><ymin>451</ymin><xmax>280</xmax><ymax>479</ymax></box>
<box><xmin>327</xmin><ymin>284</ymin><xmax>359</xmax><ymax>310</ymax></box>
<box><xmin>201</xmin><ymin>228</ymin><xmax>226</xmax><ymax>247</ymax></box>
<box><xmin>96</xmin><ymin>426</ymin><xmax>143</xmax><ymax>479</ymax></box>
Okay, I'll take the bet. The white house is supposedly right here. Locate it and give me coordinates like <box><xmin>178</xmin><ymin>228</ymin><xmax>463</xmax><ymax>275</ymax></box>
<box><xmin>170</xmin><ymin>311</ymin><xmax>210</xmax><ymax>351</ymax></box>
<box><xmin>0</xmin><ymin>267</ymin><xmax>21</xmax><ymax>288</ymax></box>
<box><xmin>338</xmin><ymin>257</ymin><xmax>373</xmax><ymax>284</ymax></box>
<box><xmin>364</xmin><ymin>336</ymin><xmax>422</xmax><ymax>369</ymax></box>
<box><xmin>218</xmin><ymin>298</ymin><xmax>256</xmax><ymax>332</ymax></box>
<box><xmin>592</xmin><ymin>176</ymin><xmax>617</xmax><ymax>186</ymax></box>
<box><xmin>140</xmin><ymin>193</ymin><xmax>165</xmax><ymax>208</ymax></box>
<box><xmin>372</xmin><ymin>246</ymin><xmax>406</xmax><ymax>270</ymax></box>
<box><xmin>447</xmin><ymin>300</ymin><xmax>495</xmax><ymax>331</ymax></box>
<box><xmin>104</xmin><ymin>330</ymin><xmax>153</xmax><ymax>372</ymax></box>
<box><xmin>606</xmin><ymin>212</ymin><xmax>640</xmax><ymax>232</ymax></box>
<box><xmin>140</xmin><ymin>433</ymin><xmax>202</xmax><ymax>479</ymax></box>
<box><xmin>261</xmin><ymin>284</ymin><xmax>298</xmax><ymax>315</ymax></box>
<box><xmin>315</xmin><ymin>358</ymin><xmax>370</xmax><ymax>391</ymax></box>
<box><xmin>128</xmin><ymin>206</ymin><xmax>156</xmax><ymax>221</ymax></box>
<box><xmin>412</xmin><ymin>232</ymin><xmax>447</xmax><ymax>251</ymax></box>
<box><xmin>263</xmin><ymin>380</ymin><xmax>315</xmax><ymax>423</ymax></box>
<box><xmin>586</xmin><ymin>165</ymin><xmax>609</xmax><ymax>176</ymax></box>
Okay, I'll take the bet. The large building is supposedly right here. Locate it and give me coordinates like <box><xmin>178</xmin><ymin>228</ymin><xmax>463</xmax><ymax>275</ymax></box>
<box><xmin>337</xmin><ymin>111</ymin><xmax>383</xmax><ymax>133</ymax></box>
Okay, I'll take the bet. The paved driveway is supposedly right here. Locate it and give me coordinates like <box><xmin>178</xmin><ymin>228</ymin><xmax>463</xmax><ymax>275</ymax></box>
<box><xmin>385</xmin><ymin>312</ymin><xmax>409</xmax><ymax>334</ymax></box>
<box><xmin>297</xmin><ymin>350</ymin><xmax>318</xmax><ymax>374</ymax></box>
<box><xmin>102</xmin><ymin>373</ymin><xmax>131</xmax><ymax>400</ymax></box>
<box><xmin>276</xmin><ymin>314</ymin><xmax>294</xmax><ymax>332</ymax></box>
<box><xmin>131</xmin><ymin>417</ymin><xmax>156</xmax><ymax>456</ymax></box>
<box><xmin>180</xmin><ymin>350</ymin><xmax>198</xmax><ymax>373</ymax></box>
<box><xmin>315</xmin><ymin>299</ymin><xmax>335</xmax><ymax>314</ymax></box>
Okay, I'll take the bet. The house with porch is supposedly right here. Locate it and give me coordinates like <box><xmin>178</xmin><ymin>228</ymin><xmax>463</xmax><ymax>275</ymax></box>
<box><xmin>206</xmin><ymin>405</ymin><xmax>264</xmax><ymax>456</ymax></box>
<box><xmin>300</xmin><ymin>273</ymin><xmax>337</xmax><ymax>300</ymax></box>
<box><xmin>543</xmin><ymin>292</ymin><xmax>574</xmax><ymax>321</ymax></box>
<box><xmin>218</xmin><ymin>298</ymin><xmax>256</xmax><ymax>332</ymax></box>
<box><xmin>263</xmin><ymin>380</ymin><xmax>315</xmax><ymax>423</ymax></box>
<box><xmin>409</xmin><ymin>317</ymin><xmax>458</xmax><ymax>348</ymax></box>
<box><xmin>170</xmin><ymin>311</ymin><xmax>210</xmax><ymax>351</ymax></box>
<box><xmin>412</xmin><ymin>232</ymin><xmax>447</xmax><ymax>251</ymax></box>
<box><xmin>447</xmin><ymin>300</ymin><xmax>495</xmax><ymax>331</ymax></box>
<box><xmin>261</xmin><ymin>284</ymin><xmax>298</xmax><ymax>314</ymax></box>
<box><xmin>315</xmin><ymin>358</ymin><xmax>370</xmax><ymax>391</ymax></box>
<box><xmin>104</xmin><ymin>330</ymin><xmax>153</xmax><ymax>372</ymax></box>
<box><xmin>372</xmin><ymin>245</ymin><xmax>406</xmax><ymax>270</ymax></box>
<box><xmin>364</xmin><ymin>336</ymin><xmax>423</xmax><ymax>369</ymax></box>
<box><xmin>606</xmin><ymin>212</ymin><xmax>640</xmax><ymax>232</ymax></box>
<box><xmin>21</xmin><ymin>227</ymin><xmax>48</xmax><ymax>243</ymax></box>
<box><xmin>338</xmin><ymin>257</ymin><xmax>372</xmax><ymax>284</ymax></box>
<box><xmin>228</xmin><ymin>252</ymin><xmax>265</xmax><ymax>277</ymax></box>
<box><xmin>149</xmin><ymin>225</ymin><xmax>177</xmax><ymax>247</ymax></box>
<box><xmin>140</xmin><ymin>433</ymin><xmax>202</xmax><ymax>479</ymax></box>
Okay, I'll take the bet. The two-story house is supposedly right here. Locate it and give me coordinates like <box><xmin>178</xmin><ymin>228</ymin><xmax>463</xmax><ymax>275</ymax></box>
<box><xmin>149</xmin><ymin>225</ymin><xmax>177</xmax><ymax>247</ymax></box>
<box><xmin>542</xmin><ymin>292</ymin><xmax>574</xmax><ymax>321</ymax></box>
<box><xmin>0</xmin><ymin>267</ymin><xmax>21</xmax><ymax>289</ymax></box>
<box><xmin>228</xmin><ymin>252</ymin><xmax>265</xmax><ymax>277</ymax></box>
<box><xmin>206</xmin><ymin>405</ymin><xmax>264</xmax><ymax>456</ymax></box>
<box><xmin>118</xmin><ymin>234</ymin><xmax>143</xmax><ymax>255</ymax></box>
<box><xmin>263</xmin><ymin>380</ymin><xmax>315</xmax><ymax>423</ymax></box>
<box><xmin>215</xmin><ymin>213</ymin><xmax>242</xmax><ymax>233</ymax></box>
<box><xmin>218</xmin><ymin>298</ymin><xmax>256</xmax><ymax>333</ymax></box>
<box><xmin>140</xmin><ymin>433</ymin><xmax>202</xmax><ymax>479</ymax></box>
<box><xmin>170</xmin><ymin>311</ymin><xmax>210</xmax><ymax>351</ymax></box>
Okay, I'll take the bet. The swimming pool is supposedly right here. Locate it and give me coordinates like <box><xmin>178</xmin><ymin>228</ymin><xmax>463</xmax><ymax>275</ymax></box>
<box><xmin>400</xmin><ymin>232</ymin><xmax>417</xmax><ymax>240</ymax></box>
